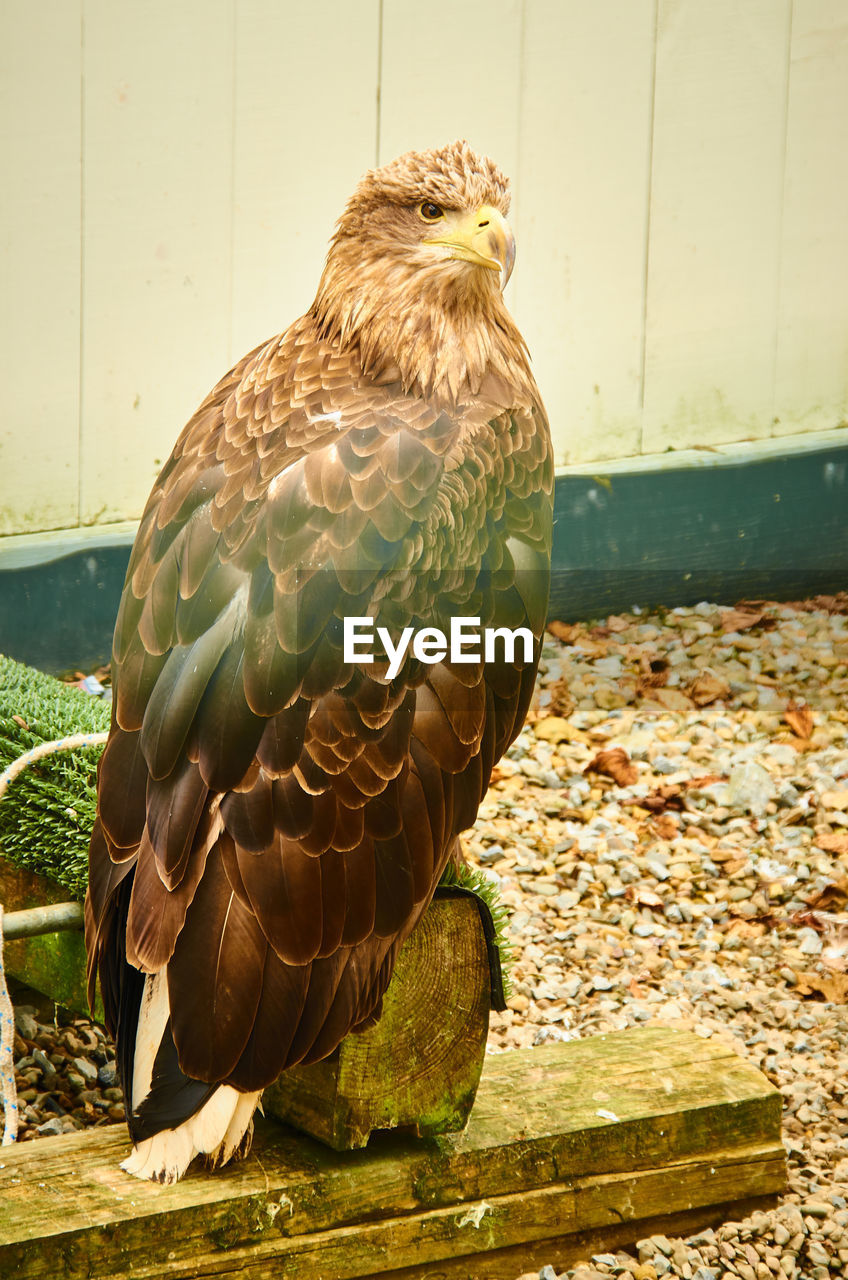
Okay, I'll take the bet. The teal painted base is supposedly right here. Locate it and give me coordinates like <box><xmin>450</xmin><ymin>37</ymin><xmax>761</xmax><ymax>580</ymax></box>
<box><xmin>1</xmin><ymin>440</ymin><xmax>846</xmax><ymax>672</ymax></box>
<box><xmin>549</xmin><ymin>440</ymin><xmax>847</xmax><ymax>620</ymax></box>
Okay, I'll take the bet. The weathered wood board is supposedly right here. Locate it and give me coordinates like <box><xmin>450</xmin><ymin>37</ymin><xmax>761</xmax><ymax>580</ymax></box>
<box><xmin>0</xmin><ymin>1026</ymin><xmax>785</xmax><ymax>1280</ymax></box>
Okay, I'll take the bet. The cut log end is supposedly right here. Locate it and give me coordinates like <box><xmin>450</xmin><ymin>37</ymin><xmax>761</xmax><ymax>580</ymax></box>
<box><xmin>264</xmin><ymin>895</ymin><xmax>492</xmax><ymax>1149</ymax></box>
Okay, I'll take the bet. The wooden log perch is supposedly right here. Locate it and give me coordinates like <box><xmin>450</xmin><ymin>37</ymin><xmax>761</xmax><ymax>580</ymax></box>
<box><xmin>0</xmin><ymin>1025</ymin><xmax>785</xmax><ymax>1280</ymax></box>
<box><xmin>1</xmin><ymin>900</ymin><xmax>84</xmax><ymax>941</ymax></box>
<box><xmin>264</xmin><ymin>894</ymin><xmax>491</xmax><ymax>1149</ymax></box>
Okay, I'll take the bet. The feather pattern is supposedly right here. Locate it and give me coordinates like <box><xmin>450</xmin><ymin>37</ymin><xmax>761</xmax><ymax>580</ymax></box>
<box><xmin>86</xmin><ymin>139</ymin><xmax>553</xmax><ymax>1181</ymax></box>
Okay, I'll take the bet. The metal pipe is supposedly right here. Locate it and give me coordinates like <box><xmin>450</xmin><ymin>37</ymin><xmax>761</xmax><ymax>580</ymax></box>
<box><xmin>1</xmin><ymin>902</ymin><xmax>84</xmax><ymax>940</ymax></box>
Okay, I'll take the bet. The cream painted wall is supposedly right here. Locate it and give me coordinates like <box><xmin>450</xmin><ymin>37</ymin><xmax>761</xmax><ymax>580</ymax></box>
<box><xmin>1</xmin><ymin>0</ymin><xmax>846</xmax><ymax>535</ymax></box>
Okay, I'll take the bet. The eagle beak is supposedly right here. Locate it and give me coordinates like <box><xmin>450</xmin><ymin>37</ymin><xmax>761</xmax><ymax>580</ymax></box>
<box><xmin>424</xmin><ymin>205</ymin><xmax>515</xmax><ymax>289</ymax></box>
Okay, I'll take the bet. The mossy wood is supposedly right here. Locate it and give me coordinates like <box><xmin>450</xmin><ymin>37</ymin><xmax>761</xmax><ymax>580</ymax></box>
<box><xmin>0</xmin><ymin>1026</ymin><xmax>785</xmax><ymax>1280</ymax></box>
<box><xmin>0</xmin><ymin>855</ymin><xmax>100</xmax><ymax>1019</ymax></box>
<box><xmin>264</xmin><ymin>895</ymin><xmax>490</xmax><ymax>1149</ymax></box>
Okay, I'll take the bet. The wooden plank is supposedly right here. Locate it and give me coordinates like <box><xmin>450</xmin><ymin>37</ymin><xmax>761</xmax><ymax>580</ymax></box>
<box><xmin>0</xmin><ymin>1028</ymin><xmax>785</xmax><ymax>1278</ymax></box>
<box><xmin>230</xmin><ymin>0</ymin><xmax>380</xmax><ymax>357</ymax></box>
<box><xmin>116</xmin><ymin>1151</ymin><xmax>785</xmax><ymax>1280</ymax></box>
<box><xmin>79</xmin><ymin>0</ymin><xmax>235</xmax><ymax>526</ymax></box>
<box><xmin>516</xmin><ymin>0</ymin><xmax>655</xmax><ymax>467</ymax></box>
<box><xmin>642</xmin><ymin>0</ymin><xmax>792</xmax><ymax>452</ymax></box>
<box><xmin>773</xmin><ymin>0</ymin><xmax>848</xmax><ymax>436</ymax></box>
<box><xmin>369</xmin><ymin>1194</ymin><xmax>782</xmax><ymax>1280</ymax></box>
<box><xmin>0</xmin><ymin>1</ymin><xmax>81</xmax><ymax>534</ymax></box>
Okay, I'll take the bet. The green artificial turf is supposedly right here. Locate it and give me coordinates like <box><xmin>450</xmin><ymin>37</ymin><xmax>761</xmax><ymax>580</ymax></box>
<box><xmin>0</xmin><ymin>654</ymin><xmax>109</xmax><ymax>899</ymax></box>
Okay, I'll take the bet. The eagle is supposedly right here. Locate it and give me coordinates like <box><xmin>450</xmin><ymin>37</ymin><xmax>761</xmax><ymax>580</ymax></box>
<box><xmin>85</xmin><ymin>140</ymin><xmax>553</xmax><ymax>1183</ymax></box>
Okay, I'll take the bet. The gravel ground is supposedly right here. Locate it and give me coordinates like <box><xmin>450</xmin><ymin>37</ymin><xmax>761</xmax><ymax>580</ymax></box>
<box><xmin>479</xmin><ymin>598</ymin><xmax>848</xmax><ymax>1280</ymax></box>
<box><xmin>7</xmin><ymin>597</ymin><xmax>848</xmax><ymax>1278</ymax></box>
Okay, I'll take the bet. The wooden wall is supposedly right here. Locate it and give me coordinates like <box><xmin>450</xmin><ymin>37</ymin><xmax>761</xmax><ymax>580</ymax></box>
<box><xmin>1</xmin><ymin>0</ymin><xmax>846</xmax><ymax>536</ymax></box>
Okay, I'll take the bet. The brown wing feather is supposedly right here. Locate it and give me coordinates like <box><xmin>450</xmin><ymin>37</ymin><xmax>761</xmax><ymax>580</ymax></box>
<box><xmin>86</xmin><ymin>307</ymin><xmax>552</xmax><ymax>1103</ymax></box>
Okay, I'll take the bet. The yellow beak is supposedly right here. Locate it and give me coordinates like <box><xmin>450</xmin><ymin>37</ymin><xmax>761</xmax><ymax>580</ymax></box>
<box><xmin>423</xmin><ymin>205</ymin><xmax>515</xmax><ymax>288</ymax></box>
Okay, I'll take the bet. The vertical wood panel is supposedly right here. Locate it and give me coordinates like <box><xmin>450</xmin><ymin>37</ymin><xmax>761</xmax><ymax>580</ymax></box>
<box><xmin>79</xmin><ymin>0</ymin><xmax>235</xmax><ymax>524</ymax></box>
<box><xmin>642</xmin><ymin>0</ymin><xmax>792</xmax><ymax>452</ymax></box>
<box><xmin>517</xmin><ymin>0</ymin><xmax>655</xmax><ymax>466</ymax></box>
<box><xmin>0</xmin><ymin>2</ymin><xmax>81</xmax><ymax>534</ymax></box>
<box><xmin>3</xmin><ymin>2</ymin><xmax>848</xmax><ymax>541</ymax></box>
<box><xmin>231</xmin><ymin>2</ymin><xmax>380</xmax><ymax>357</ymax></box>
<box><xmin>774</xmin><ymin>0</ymin><xmax>848</xmax><ymax>436</ymax></box>
<box><xmin>379</xmin><ymin>0</ymin><xmax>523</xmax><ymax>188</ymax></box>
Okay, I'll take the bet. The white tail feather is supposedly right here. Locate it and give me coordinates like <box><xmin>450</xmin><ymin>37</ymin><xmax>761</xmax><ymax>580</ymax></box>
<box><xmin>131</xmin><ymin>971</ymin><xmax>170</xmax><ymax>1111</ymax></box>
<box><xmin>122</xmin><ymin>971</ymin><xmax>260</xmax><ymax>1183</ymax></box>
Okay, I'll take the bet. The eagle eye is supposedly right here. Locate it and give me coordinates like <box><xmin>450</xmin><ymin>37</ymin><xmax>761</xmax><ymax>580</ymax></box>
<box><xmin>418</xmin><ymin>201</ymin><xmax>444</xmax><ymax>223</ymax></box>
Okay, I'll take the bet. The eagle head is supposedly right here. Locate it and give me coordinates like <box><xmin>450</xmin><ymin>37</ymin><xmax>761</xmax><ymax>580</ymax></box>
<box><xmin>312</xmin><ymin>141</ymin><xmax>523</xmax><ymax>402</ymax></box>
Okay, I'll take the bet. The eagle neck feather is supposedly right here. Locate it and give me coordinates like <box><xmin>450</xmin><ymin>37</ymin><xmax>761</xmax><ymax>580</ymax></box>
<box><xmin>310</xmin><ymin>250</ymin><xmax>533</xmax><ymax>411</ymax></box>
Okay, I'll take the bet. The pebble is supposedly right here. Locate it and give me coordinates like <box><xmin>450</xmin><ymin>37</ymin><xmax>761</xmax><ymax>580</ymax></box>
<box><xmin>6</xmin><ymin>984</ymin><xmax>123</xmax><ymax>1142</ymax></box>
<box><xmin>13</xmin><ymin>1009</ymin><xmax>38</xmax><ymax>1041</ymax></box>
<box><xmin>73</xmin><ymin>1057</ymin><xmax>99</xmax><ymax>1085</ymax></box>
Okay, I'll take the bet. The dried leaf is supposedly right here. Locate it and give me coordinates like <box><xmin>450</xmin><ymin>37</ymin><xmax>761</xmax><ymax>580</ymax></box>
<box><xmin>629</xmin><ymin>773</ymin><xmax>724</xmax><ymax>814</ymax></box>
<box><xmin>728</xmin><ymin>907</ymin><xmax>779</xmax><ymax>928</ymax></box>
<box><xmin>815</xmin><ymin>833</ymin><xmax>848</xmax><ymax>856</ymax></box>
<box><xmin>12</xmin><ymin>714</ymin><xmax>29</xmax><ymax>730</ymax></box>
<box><xmin>821</xmin><ymin>789</ymin><xmax>848</xmax><ymax>811</ymax></box>
<box><xmin>805</xmin><ymin>879</ymin><xmax>848</xmax><ymax>910</ymax></box>
<box><xmin>547</xmin><ymin>620</ymin><xmax>581</xmax><ymax>643</ymax></box>
<box><xmin>726</xmin><ymin>919</ymin><xmax>769</xmax><ymax>939</ymax></box>
<box><xmin>642</xmin><ymin>687</ymin><xmax>694</xmax><ymax>715</ymax></box>
<box><xmin>651</xmin><ymin>813</ymin><xmax>680</xmax><ymax>840</ymax></box>
<box><xmin>574</xmin><ymin>635</ymin><xmax>608</xmax><ymax>656</ymax></box>
<box><xmin>584</xmin><ymin>747</ymin><xmax>638</xmax><ymax>787</ymax></box>
<box><xmin>545</xmin><ymin>678</ymin><xmax>575</xmax><ymax>719</ymax></box>
<box><xmin>630</xmin><ymin>784</ymin><xmax>686</xmax><ymax>814</ymax></box>
<box><xmin>711</xmin><ymin>847</ymin><xmax>743</xmax><ymax>863</ymax></box>
<box><xmin>687</xmin><ymin>774</ymin><xmax>726</xmax><ymax>790</ymax></box>
<box><xmin>625</xmin><ymin>885</ymin><xmax>665</xmax><ymax>909</ymax></box>
<box><xmin>785</xmin><ymin>593</ymin><xmax>848</xmax><ymax>615</ymax></box>
<box><xmin>534</xmin><ymin>715</ymin><xmax>586</xmax><ymax>745</ymax></box>
<box><xmin>720</xmin><ymin>607</ymin><xmax>766</xmax><ymax>633</ymax></box>
<box><xmin>687</xmin><ymin>669</ymin><xmax>731</xmax><ymax>707</ymax></box>
<box><xmin>638</xmin><ymin>655</ymin><xmax>670</xmax><ymax>692</ymax></box>
<box><xmin>791</xmin><ymin>910</ymin><xmax>826</xmax><ymax>932</ymax></box>
<box><xmin>783</xmin><ymin>700</ymin><xmax>814</xmax><ymax>740</ymax></box>
<box><xmin>606</xmin><ymin>615</ymin><xmax>631</xmax><ymax>633</ymax></box>
<box><xmin>723</xmin><ymin>858</ymin><xmax>749</xmax><ymax>876</ymax></box>
<box><xmin>794</xmin><ymin>970</ymin><xmax>848</xmax><ymax>1001</ymax></box>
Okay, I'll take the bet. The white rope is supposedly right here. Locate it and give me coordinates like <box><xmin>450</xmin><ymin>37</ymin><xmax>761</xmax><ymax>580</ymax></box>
<box><xmin>0</xmin><ymin>730</ymin><xmax>109</xmax><ymax>1144</ymax></box>
<box><xmin>0</xmin><ymin>732</ymin><xmax>109</xmax><ymax>803</ymax></box>
<box><xmin>0</xmin><ymin>904</ymin><xmax>18</xmax><ymax>1144</ymax></box>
